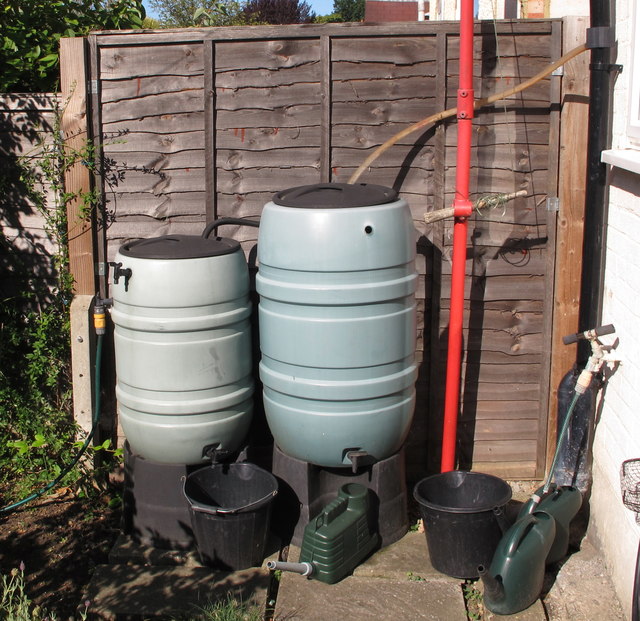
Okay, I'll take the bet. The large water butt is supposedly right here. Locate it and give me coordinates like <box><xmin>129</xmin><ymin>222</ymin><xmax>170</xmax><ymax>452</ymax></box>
<box><xmin>257</xmin><ymin>183</ymin><xmax>418</xmax><ymax>468</ymax></box>
<box><xmin>111</xmin><ymin>234</ymin><xmax>253</xmax><ymax>465</ymax></box>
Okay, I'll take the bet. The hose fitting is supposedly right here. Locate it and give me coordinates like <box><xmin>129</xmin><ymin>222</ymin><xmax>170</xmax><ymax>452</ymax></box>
<box><xmin>266</xmin><ymin>560</ymin><xmax>314</xmax><ymax>577</ymax></box>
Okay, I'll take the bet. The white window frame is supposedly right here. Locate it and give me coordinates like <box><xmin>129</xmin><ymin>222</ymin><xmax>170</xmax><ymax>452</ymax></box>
<box><xmin>601</xmin><ymin>1</ymin><xmax>640</xmax><ymax>174</ymax></box>
<box><xmin>627</xmin><ymin>0</ymin><xmax>640</xmax><ymax>144</ymax></box>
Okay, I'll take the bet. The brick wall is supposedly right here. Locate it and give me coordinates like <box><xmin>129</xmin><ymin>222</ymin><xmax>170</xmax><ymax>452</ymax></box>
<box><xmin>364</xmin><ymin>0</ymin><xmax>419</xmax><ymax>21</ymax></box>
<box><xmin>589</xmin><ymin>0</ymin><xmax>640</xmax><ymax>616</ymax></box>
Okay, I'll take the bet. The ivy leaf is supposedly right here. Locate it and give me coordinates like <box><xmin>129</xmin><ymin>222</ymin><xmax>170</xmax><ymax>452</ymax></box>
<box><xmin>31</xmin><ymin>433</ymin><xmax>47</xmax><ymax>448</ymax></box>
<box><xmin>39</xmin><ymin>53</ymin><xmax>59</xmax><ymax>68</ymax></box>
<box><xmin>7</xmin><ymin>440</ymin><xmax>30</xmax><ymax>455</ymax></box>
<box><xmin>2</xmin><ymin>37</ymin><xmax>18</xmax><ymax>52</ymax></box>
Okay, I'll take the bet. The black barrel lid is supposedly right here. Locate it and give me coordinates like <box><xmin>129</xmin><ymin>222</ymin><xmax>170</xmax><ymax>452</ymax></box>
<box><xmin>272</xmin><ymin>183</ymin><xmax>398</xmax><ymax>208</ymax></box>
<box><xmin>119</xmin><ymin>235</ymin><xmax>240</xmax><ymax>260</ymax></box>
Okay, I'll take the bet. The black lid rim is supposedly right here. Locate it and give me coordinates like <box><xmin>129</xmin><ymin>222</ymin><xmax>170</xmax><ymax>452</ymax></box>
<box><xmin>272</xmin><ymin>182</ymin><xmax>399</xmax><ymax>209</ymax></box>
<box><xmin>119</xmin><ymin>234</ymin><xmax>241</xmax><ymax>260</ymax></box>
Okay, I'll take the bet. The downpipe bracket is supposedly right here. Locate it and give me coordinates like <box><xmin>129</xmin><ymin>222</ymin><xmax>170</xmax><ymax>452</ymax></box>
<box><xmin>586</xmin><ymin>26</ymin><xmax>615</xmax><ymax>49</ymax></box>
<box><xmin>589</xmin><ymin>62</ymin><xmax>623</xmax><ymax>73</ymax></box>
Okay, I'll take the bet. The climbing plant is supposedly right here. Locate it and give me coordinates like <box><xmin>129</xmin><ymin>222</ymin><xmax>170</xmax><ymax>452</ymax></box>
<box><xmin>0</xmin><ymin>95</ymin><xmax>102</xmax><ymax>502</ymax></box>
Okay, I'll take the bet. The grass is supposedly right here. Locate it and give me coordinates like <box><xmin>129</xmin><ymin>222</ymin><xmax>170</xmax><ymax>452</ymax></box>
<box><xmin>177</xmin><ymin>594</ymin><xmax>264</xmax><ymax>621</ymax></box>
<box><xmin>0</xmin><ymin>565</ymin><xmax>263</xmax><ymax>621</ymax></box>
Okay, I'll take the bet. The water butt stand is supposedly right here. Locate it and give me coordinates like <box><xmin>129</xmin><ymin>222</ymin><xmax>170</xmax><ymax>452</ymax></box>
<box><xmin>122</xmin><ymin>443</ymin><xmax>197</xmax><ymax>550</ymax></box>
<box><xmin>271</xmin><ymin>444</ymin><xmax>408</xmax><ymax>547</ymax></box>
<box><xmin>122</xmin><ymin>442</ymin><xmax>250</xmax><ymax>551</ymax></box>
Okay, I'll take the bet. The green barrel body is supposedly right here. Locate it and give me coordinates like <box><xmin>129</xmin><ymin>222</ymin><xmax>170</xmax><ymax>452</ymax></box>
<box><xmin>111</xmin><ymin>235</ymin><xmax>253</xmax><ymax>465</ymax></box>
<box><xmin>257</xmin><ymin>183</ymin><xmax>418</xmax><ymax>468</ymax></box>
<box><xmin>481</xmin><ymin>511</ymin><xmax>556</xmax><ymax>615</ymax></box>
<box><xmin>299</xmin><ymin>482</ymin><xmax>379</xmax><ymax>584</ymax></box>
<box><xmin>518</xmin><ymin>485</ymin><xmax>582</xmax><ymax>564</ymax></box>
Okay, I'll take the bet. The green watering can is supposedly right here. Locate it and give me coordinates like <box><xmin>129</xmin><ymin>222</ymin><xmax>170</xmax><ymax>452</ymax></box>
<box><xmin>479</xmin><ymin>511</ymin><xmax>556</xmax><ymax>615</ymax></box>
<box><xmin>519</xmin><ymin>484</ymin><xmax>582</xmax><ymax>564</ymax></box>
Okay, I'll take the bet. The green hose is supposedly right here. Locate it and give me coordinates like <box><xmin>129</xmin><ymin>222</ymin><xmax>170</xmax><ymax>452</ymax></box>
<box><xmin>0</xmin><ymin>333</ymin><xmax>104</xmax><ymax>514</ymax></box>
<box><xmin>542</xmin><ymin>390</ymin><xmax>581</xmax><ymax>495</ymax></box>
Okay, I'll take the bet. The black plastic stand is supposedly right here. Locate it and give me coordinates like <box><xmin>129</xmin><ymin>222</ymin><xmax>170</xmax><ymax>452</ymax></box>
<box><xmin>122</xmin><ymin>444</ymin><xmax>198</xmax><ymax>550</ymax></box>
<box><xmin>271</xmin><ymin>445</ymin><xmax>408</xmax><ymax>548</ymax></box>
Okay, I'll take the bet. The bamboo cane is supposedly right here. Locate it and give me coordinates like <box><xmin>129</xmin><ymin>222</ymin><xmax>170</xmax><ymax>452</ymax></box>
<box><xmin>423</xmin><ymin>189</ymin><xmax>528</xmax><ymax>224</ymax></box>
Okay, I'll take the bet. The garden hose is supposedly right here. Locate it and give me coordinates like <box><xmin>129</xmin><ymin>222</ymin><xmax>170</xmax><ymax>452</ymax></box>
<box><xmin>0</xmin><ymin>301</ymin><xmax>105</xmax><ymax>514</ymax></box>
<box><xmin>348</xmin><ymin>43</ymin><xmax>588</xmax><ymax>184</ymax></box>
<box><xmin>529</xmin><ymin>325</ymin><xmax>615</xmax><ymax>507</ymax></box>
<box><xmin>542</xmin><ymin>390</ymin><xmax>582</xmax><ymax>495</ymax></box>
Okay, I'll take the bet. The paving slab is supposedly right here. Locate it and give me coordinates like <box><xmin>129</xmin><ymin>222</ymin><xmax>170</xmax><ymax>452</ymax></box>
<box><xmin>542</xmin><ymin>537</ymin><xmax>626</xmax><ymax>620</ymax></box>
<box><xmin>274</xmin><ymin>531</ymin><xmax>467</xmax><ymax>620</ymax></box>
<box><xmin>108</xmin><ymin>534</ymin><xmax>201</xmax><ymax>567</ymax></box>
<box><xmin>353</xmin><ymin>530</ymin><xmax>462</xmax><ymax>582</ymax></box>
<box><xmin>274</xmin><ymin>572</ymin><xmax>467</xmax><ymax>620</ymax></box>
<box><xmin>83</xmin><ymin>564</ymin><xmax>270</xmax><ymax>620</ymax></box>
<box><xmin>108</xmin><ymin>533</ymin><xmax>281</xmax><ymax>568</ymax></box>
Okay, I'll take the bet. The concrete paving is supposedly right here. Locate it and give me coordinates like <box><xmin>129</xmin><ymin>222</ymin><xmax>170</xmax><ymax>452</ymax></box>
<box><xmin>274</xmin><ymin>531</ymin><xmax>546</xmax><ymax>621</ymax></box>
<box><xmin>83</xmin><ymin>513</ymin><xmax>623</xmax><ymax>620</ymax></box>
<box><xmin>273</xmin><ymin>532</ymin><xmax>468</xmax><ymax>621</ymax></box>
<box><xmin>84</xmin><ymin>564</ymin><xmax>271</xmax><ymax>620</ymax></box>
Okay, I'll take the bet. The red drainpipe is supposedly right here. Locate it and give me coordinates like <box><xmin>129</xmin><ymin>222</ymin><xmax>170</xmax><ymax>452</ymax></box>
<box><xmin>440</xmin><ymin>0</ymin><xmax>475</xmax><ymax>472</ymax></box>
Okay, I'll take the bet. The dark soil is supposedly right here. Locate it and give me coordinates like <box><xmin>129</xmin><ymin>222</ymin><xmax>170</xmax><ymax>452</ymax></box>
<box><xmin>0</xmin><ymin>488</ymin><xmax>121</xmax><ymax>619</ymax></box>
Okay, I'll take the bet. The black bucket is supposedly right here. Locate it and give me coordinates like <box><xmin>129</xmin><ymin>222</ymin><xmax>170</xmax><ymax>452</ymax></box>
<box><xmin>184</xmin><ymin>462</ymin><xmax>278</xmax><ymax>570</ymax></box>
<box><xmin>413</xmin><ymin>470</ymin><xmax>512</xmax><ymax>579</ymax></box>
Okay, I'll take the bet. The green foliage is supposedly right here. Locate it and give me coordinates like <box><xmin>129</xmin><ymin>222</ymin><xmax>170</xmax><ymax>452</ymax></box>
<box><xmin>313</xmin><ymin>12</ymin><xmax>343</xmax><ymax>22</ymax></box>
<box><xmin>0</xmin><ymin>95</ymin><xmax>118</xmax><ymax>504</ymax></box>
<box><xmin>142</xmin><ymin>16</ymin><xmax>163</xmax><ymax>28</ymax></box>
<box><xmin>193</xmin><ymin>2</ymin><xmax>249</xmax><ymax>27</ymax></box>
<box><xmin>242</xmin><ymin>0</ymin><xmax>315</xmax><ymax>24</ymax></box>
<box><xmin>332</xmin><ymin>0</ymin><xmax>364</xmax><ymax>21</ymax></box>
<box><xmin>149</xmin><ymin>0</ymin><xmax>244</xmax><ymax>27</ymax></box>
<box><xmin>0</xmin><ymin>565</ymin><xmax>57</xmax><ymax>621</ymax></box>
<box><xmin>463</xmin><ymin>581</ymin><xmax>484</xmax><ymax>621</ymax></box>
<box><xmin>0</xmin><ymin>0</ymin><xmax>146</xmax><ymax>92</ymax></box>
<box><xmin>0</xmin><ymin>565</ymin><xmax>92</xmax><ymax>621</ymax></box>
<box><xmin>1</xmin><ymin>567</ymin><xmax>38</xmax><ymax>621</ymax></box>
<box><xmin>0</xmin><ymin>122</ymin><xmax>77</xmax><ymax>498</ymax></box>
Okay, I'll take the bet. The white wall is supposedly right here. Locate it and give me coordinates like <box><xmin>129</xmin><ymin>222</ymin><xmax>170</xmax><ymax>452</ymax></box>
<box><xmin>461</xmin><ymin>0</ymin><xmax>589</xmax><ymax>20</ymax></box>
<box><xmin>549</xmin><ymin>0</ymin><xmax>589</xmax><ymax>17</ymax></box>
<box><xmin>589</xmin><ymin>0</ymin><xmax>640</xmax><ymax>618</ymax></box>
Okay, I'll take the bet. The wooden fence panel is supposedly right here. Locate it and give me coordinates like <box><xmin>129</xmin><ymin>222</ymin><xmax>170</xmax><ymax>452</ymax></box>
<box><xmin>86</xmin><ymin>19</ymin><xmax>576</xmax><ymax>480</ymax></box>
<box><xmin>0</xmin><ymin>94</ymin><xmax>60</xmax><ymax>303</ymax></box>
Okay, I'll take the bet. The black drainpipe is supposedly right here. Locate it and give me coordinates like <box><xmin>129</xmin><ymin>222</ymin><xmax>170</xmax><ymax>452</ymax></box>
<box><xmin>576</xmin><ymin>0</ymin><xmax>618</xmax><ymax>364</ymax></box>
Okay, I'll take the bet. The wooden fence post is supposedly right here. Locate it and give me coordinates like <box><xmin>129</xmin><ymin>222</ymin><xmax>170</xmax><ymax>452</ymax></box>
<box><xmin>60</xmin><ymin>36</ymin><xmax>95</xmax><ymax>296</ymax></box>
<box><xmin>546</xmin><ymin>16</ymin><xmax>590</xmax><ymax>473</ymax></box>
